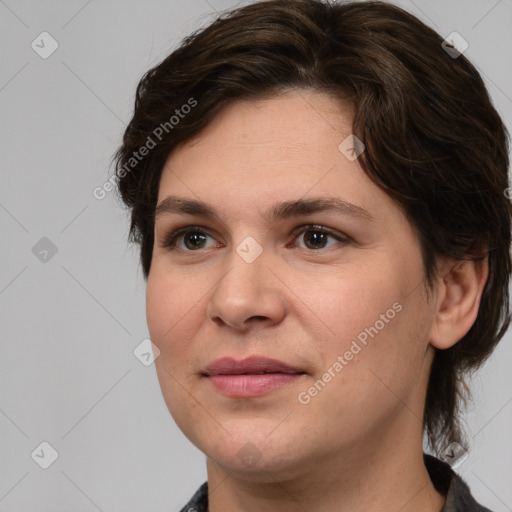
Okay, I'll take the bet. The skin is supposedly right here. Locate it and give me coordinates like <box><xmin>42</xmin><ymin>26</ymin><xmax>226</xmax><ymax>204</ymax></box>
<box><xmin>146</xmin><ymin>90</ymin><xmax>488</xmax><ymax>512</ymax></box>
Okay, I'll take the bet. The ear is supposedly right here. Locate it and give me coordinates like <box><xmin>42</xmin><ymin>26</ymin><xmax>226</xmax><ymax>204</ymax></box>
<box><xmin>429</xmin><ymin>255</ymin><xmax>489</xmax><ymax>350</ymax></box>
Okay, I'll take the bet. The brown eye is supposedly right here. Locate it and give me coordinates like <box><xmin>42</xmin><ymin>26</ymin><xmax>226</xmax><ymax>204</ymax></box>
<box><xmin>292</xmin><ymin>225</ymin><xmax>348</xmax><ymax>251</ymax></box>
<box><xmin>302</xmin><ymin>230</ymin><xmax>330</xmax><ymax>249</ymax></box>
<box><xmin>182</xmin><ymin>231</ymin><xmax>209</xmax><ymax>250</ymax></box>
<box><xmin>162</xmin><ymin>227</ymin><xmax>217</xmax><ymax>251</ymax></box>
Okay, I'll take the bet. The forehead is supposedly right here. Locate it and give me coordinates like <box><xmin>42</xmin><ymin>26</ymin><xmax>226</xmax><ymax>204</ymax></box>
<box><xmin>173</xmin><ymin>89</ymin><xmax>354</xmax><ymax>159</ymax></box>
<box><xmin>159</xmin><ymin>91</ymin><xmax>353</xmax><ymax>191</ymax></box>
<box><xmin>156</xmin><ymin>91</ymin><xmax>406</xmax><ymax>232</ymax></box>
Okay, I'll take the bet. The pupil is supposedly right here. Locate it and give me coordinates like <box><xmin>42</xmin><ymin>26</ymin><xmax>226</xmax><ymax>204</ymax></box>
<box><xmin>185</xmin><ymin>232</ymin><xmax>206</xmax><ymax>249</ymax></box>
<box><xmin>306</xmin><ymin>231</ymin><xmax>326</xmax><ymax>249</ymax></box>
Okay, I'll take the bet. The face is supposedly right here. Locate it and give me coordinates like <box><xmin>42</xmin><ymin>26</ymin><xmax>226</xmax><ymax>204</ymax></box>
<box><xmin>146</xmin><ymin>90</ymin><xmax>439</xmax><ymax>480</ymax></box>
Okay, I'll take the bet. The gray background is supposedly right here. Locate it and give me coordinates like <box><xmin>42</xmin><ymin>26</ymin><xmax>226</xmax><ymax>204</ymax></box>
<box><xmin>1</xmin><ymin>0</ymin><xmax>511</xmax><ymax>510</ymax></box>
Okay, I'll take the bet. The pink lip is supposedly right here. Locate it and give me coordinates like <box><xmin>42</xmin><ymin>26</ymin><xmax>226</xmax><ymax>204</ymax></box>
<box><xmin>203</xmin><ymin>356</ymin><xmax>305</xmax><ymax>398</ymax></box>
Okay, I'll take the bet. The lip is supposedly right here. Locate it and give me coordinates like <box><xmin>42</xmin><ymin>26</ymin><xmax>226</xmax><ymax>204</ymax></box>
<box><xmin>203</xmin><ymin>356</ymin><xmax>306</xmax><ymax>398</ymax></box>
<box><xmin>204</xmin><ymin>356</ymin><xmax>303</xmax><ymax>376</ymax></box>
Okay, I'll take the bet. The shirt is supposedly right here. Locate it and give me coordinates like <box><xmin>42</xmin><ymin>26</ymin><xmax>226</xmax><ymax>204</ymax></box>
<box><xmin>178</xmin><ymin>454</ymin><xmax>493</xmax><ymax>511</ymax></box>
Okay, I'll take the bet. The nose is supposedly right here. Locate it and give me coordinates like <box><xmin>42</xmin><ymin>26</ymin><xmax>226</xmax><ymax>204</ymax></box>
<box><xmin>206</xmin><ymin>247</ymin><xmax>287</xmax><ymax>331</ymax></box>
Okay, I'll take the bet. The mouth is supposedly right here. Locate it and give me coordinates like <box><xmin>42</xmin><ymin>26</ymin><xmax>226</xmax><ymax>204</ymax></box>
<box><xmin>203</xmin><ymin>356</ymin><xmax>304</xmax><ymax>376</ymax></box>
<box><xmin>202</xmin><ymin>356</ymin><xmax>306</xmax><ymax>398</ymax></box>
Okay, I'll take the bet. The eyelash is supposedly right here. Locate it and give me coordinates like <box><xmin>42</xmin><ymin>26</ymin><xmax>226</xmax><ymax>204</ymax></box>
<box><xmin>160</xmin><ymin>224</ymin><xmax>350</xmax><ymax>252</ymax></box>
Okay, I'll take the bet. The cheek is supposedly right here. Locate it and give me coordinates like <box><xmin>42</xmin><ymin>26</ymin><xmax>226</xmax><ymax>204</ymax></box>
<box><xmin>314</xmin><ymin>279</ymin><xmax>432</xmax><ymax>417</ymax></box>
<box><xmin>146</xmin><ymin>269</ymin><xmax>201</xmax><ymax>365</ymax></box>
<box><xmin>146</xmin><ymin>271</ymin><xmax>206</xmax><ymax>435</ymax></box>
<box><xmin>293</xmin><ymin>264</ymin><xmax>403</xmax><ymax>349</ymax></box>
<box><xmin>302</xmin><ymin>261</ymin><xmax>431</xmax><ymax>394</ymax></box>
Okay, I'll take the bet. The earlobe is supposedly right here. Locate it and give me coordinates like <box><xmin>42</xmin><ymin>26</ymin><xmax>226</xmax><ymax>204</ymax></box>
<box><xmin>429</xmin><ymin>255</ymin><xmax>489</xmax><ymax>350</ymax></box>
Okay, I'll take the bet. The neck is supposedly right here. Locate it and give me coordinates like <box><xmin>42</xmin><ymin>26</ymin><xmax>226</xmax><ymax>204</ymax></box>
<box><xmin>206</xmin><ymin>423</ymin><xmax>445</xmax><ymax>512</ymax></box>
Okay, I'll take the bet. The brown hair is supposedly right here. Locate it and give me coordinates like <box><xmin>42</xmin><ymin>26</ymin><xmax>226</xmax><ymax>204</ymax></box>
<box><xmin>113</xmin><ymin>0</ymin><xmax>511</xmax><ymax>455</ymax></box>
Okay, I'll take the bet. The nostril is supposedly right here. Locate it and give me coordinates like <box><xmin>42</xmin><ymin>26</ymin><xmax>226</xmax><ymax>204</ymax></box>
<box><xmin>249</xmin><ymin>316</ymin><xmax>268</xmax><ymax>322</ymax></box>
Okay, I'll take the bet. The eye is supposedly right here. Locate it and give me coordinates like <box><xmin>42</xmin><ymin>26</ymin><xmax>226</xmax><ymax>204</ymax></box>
<box><xmin>160</xmin><ymin>224</ymin><xmax>349</xmax><ymax>253</ymax></box>
<box><xmin>161</xmin><ymin>226</ymin><xmax>219</xmax><ymax>251</ymax></box>
<box><xmin>291</xmin><ymin>225</ymin><xmax>348</xmax><ymax>250</ymax></box>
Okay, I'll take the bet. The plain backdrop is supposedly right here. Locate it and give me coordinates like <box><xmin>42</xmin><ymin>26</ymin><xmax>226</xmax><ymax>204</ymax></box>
<box><xmin>1</xmin><ymin>0</ymin><xmax>511</xmax><ymax>510</ymax></box>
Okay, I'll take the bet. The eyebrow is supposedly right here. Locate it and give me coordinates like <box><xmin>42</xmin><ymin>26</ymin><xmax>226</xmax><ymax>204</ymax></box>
<box><xmin>155</xmin><ymin>195</ymin><xmax>374</xmax><ymax>223</ymax></box>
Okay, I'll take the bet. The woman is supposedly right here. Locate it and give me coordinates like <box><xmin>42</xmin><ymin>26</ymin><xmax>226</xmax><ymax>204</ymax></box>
<box><xmin>113</xmin><ymin>1</ymin><xmax>511</xmax><ymax>510</ymax></box>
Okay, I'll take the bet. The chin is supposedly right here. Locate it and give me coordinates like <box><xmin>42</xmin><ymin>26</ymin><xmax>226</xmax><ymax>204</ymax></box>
<box><xmin>208</xmin><ymin>449</ymin><xmax>308</xmax><ymax>483</ymax></box>
<box><xmin>200</xmin><ymin>428</ymin><xmax>312</xmax><ymax>481</ymax></box>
